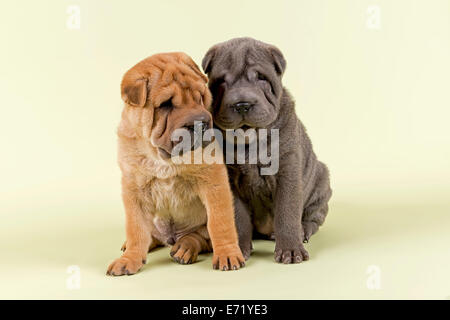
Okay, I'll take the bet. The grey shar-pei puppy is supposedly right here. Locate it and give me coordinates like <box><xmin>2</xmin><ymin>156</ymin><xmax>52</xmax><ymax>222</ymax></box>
<box><xmin>202</xmin><ymin>37</ymin><xmax>332</xmax><ymax>264</ymax></box>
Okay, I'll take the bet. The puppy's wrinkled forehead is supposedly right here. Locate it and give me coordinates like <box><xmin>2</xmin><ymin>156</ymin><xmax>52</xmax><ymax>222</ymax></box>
<box><xmin>216</xmin><ymin>47</ymin><xmax>269</xmax><ymax>78</ymax></box>
<box><xmin>149</xmin><ymin>54</ymin><xmax>210</xmax><ymax>108</ymax></box>
<box><xmin>122</xmin><ymin>52</ymin><xmax>212</xmax><ymax>109</ymax></box>
<box><xmin>203</xmin><ymin>37</ymin><xmax>286</xmax><ymax>81</ymax></box>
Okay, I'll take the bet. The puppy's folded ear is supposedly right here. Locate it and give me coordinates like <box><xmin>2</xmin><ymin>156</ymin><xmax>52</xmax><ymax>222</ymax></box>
<box><xmin>202</xmin><ymin>47</ymin><xmax>216</xmax><ymax>74</ymax></box>
<box><xmin>269</xmin><ymin>46</ymin><xmax>286</xmax><ymax>76</ymax></box>
<box><xmin>121</xmin><ymin>77</ymin><xmax>148</xmax><ymax>107</ymax></box>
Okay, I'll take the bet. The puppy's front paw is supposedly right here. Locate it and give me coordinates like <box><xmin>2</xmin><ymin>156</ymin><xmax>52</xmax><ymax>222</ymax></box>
<box><xmin>213</xmin><ymin>246</ymin><xmax>246</xmax><ymax>271</ymax></box>
<box><xmin>274</xmin><ymin>244</ymin><xmax>309</xmax><ymax>264</ymax></box>
<box><xmin>106</xmin><ymin>254</ymin><xmax>146</xmax><ymax>276</ymax></box>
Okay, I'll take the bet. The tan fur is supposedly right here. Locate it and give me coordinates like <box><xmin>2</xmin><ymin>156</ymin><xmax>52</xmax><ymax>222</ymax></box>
<box><xmin>107</xmin><ymin>53</ymin><xmax>244</xmax><ymax>276</ymax></box>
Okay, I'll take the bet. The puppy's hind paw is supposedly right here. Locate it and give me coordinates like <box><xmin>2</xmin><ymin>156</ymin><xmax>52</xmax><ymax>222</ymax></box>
<box><xmin>170</xmin><ymin>233</ymin><xmax>208</xmax><ymax>265</ymax></box>
<box><xmin>302</xmin><ymin>221</ymin><xmax>319</xmax><ymax>243</ymax></box>
<box><xmin>170</xmin><ymin>242</ymin><xmax>198</xmax><ymax>265</ymax></box>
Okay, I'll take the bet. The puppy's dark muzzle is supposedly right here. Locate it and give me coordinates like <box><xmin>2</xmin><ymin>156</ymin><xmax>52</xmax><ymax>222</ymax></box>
<box><xmin>184</xmin><ymin>121</ymin><xmax>210</xmax><ymax>150</ymax></box>
<box><xmin>171</xmin><ymin>112</ymin><xmax>213</xmax><ymax>153</ymax></box>
<box><xmin>179</xmin><ymin>111</ymin><xmax>212</xmax><ymax>131</ymax></box>
<box><xmin>183</xmin><ymin>120</ymin><xmax>210</xmax><ymax>134</ymax></box>
<box><xmin>231</xmin><ymin>101</ymin><xmax>254</xmax><ymax>115</ymax></box>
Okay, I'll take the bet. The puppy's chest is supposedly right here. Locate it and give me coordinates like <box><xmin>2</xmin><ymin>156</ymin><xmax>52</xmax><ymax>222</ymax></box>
<box><xmin>140</xmin><ymin>176</ymin><xmax>204</xmax><ymax>220</ymax></box>
<box><xmin>230</xmin><ymin>164</ymin><xmax>276</xmax><ymax>209</ymax></box>
<box><xmin>230</xmin><ymin>164</ymin><xmax>276</xmax><ymax>236</ymax></box>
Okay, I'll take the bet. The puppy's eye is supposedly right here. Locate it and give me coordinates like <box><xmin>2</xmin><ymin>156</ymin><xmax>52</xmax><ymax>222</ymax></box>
<box><xmin>213</xmin><ymin>77</ymin><xmax>225</xmax><ymax>86</ymax></box>
<box><xmin>257</xmin><ymin>73</ymin><xmax>268</xmax><ymax>82</ymax></box>
<box><xmin>159</xmin><ymin>100</ymin><xmax>172</xmax><ymax>109</ymax></box>
<box><xmin>257</xmin><ymin>73</ymin><xmax>274</xmax><ymax>94</ymax></box>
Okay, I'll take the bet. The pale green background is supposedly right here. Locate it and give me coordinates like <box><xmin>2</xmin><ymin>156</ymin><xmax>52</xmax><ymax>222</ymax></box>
<box><xmin>0</xmin><ymin>0</ymin><xmax>449</xmax><ymax>299</ymax></box>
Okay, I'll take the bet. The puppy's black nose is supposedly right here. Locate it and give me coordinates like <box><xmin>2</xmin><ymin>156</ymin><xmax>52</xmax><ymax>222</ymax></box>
<box><xmin>232</xmin><ymin>102</ymin><xmax>253</xmax><ymax>114</ymax></box>
<box><xmin>184</xmin><ymin>121</ymin><xmax>209</xmax><ymax>133</ymax></box>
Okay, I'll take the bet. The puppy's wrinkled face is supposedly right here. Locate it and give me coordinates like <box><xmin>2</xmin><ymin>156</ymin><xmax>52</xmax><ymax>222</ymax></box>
<box><xmin>202</xmin><ymin>37</ymin><xmax>286</xmax><ymax>131</ymax></box>
<box><xmin>121</xmin><ymin>53</ymin><xmax>212</xmax><ymax>160</ymax></box>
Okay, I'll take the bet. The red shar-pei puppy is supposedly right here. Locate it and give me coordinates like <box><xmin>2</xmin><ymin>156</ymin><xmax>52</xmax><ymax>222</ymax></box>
<box><xmin>107</xmin><ymin>53</ymin><xmax>245</xmax><ymax>275</ymax></box>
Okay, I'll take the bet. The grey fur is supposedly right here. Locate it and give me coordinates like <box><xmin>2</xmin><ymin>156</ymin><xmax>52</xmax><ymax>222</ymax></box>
<box><xmin>202</xmin><ymin>37</ymin><xmax>332</xmax><ymax>263</ymax></box>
